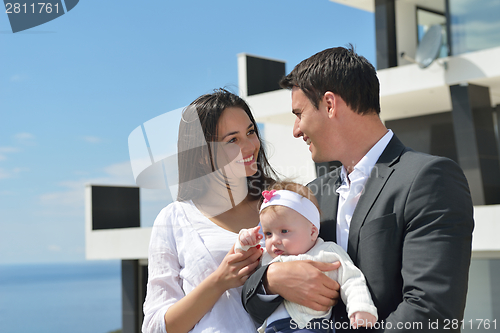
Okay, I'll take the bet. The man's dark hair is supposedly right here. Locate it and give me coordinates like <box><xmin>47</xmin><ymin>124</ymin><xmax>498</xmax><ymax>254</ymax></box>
<box><xmin>280</xmin><ymin>45</ymin><xmax>380</xmax><ymax>115</ymax></box>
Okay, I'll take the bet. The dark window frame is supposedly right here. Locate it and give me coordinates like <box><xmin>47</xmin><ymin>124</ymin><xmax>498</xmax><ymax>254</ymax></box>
<box><xmin>415</xmin><ymin>5</ymin><xmax>449</xmax><ymax>57</ymax></box>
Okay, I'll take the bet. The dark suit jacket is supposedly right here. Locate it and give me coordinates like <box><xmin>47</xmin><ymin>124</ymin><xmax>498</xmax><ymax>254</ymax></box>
<box><xmin>242</xmin><ymin>135</ymin><xmax>474</xmax><ymax>332</ymax></box>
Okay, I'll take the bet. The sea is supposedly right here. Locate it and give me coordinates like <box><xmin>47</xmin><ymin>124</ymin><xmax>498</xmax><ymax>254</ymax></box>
<box><xmin>0</xmin><ymin>261</ymin><xmax>122</xmax><ymax>333</ymax></box>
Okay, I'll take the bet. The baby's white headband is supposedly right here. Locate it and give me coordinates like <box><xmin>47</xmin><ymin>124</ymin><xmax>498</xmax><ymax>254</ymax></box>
<box><xmin>260</xmin><ymin>190</ymin><xmax>320</xmax><ymax>230</ymax></box>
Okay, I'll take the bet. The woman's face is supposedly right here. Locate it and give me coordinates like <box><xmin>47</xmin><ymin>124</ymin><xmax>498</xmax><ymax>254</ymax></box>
<box><xmin>214</xmin><ymin>107</ymin><xmax>260</xmax><ymax>179</ymax></box>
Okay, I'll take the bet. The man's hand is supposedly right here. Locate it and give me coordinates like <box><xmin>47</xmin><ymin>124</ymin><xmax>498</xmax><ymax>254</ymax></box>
<box><xmin>263</xmin><ymin>260</ymin><xmax>341</xmax><ymax>311</ymax></box>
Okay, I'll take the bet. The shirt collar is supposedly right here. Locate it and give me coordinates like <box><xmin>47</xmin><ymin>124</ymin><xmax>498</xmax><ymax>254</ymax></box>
<box><xmin>355</xmin><ymin>129</ymin><xmax>393</xmax><ymax>177</ymax></box>
<box><xmin>340</xmin><ymin>129</ymin><xmax>394</xmax><ymax>182</ymax></box>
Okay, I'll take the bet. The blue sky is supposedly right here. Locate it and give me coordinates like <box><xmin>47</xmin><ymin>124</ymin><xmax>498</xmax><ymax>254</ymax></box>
<box><xmin>0</xmin><ymin>0</ymin><xmax>375</xmax><ymax>264</ymax></box>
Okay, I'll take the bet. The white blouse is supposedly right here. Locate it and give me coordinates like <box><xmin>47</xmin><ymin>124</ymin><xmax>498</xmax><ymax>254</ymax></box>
<box><xmin>142</xmin><ymin>200</ymin><xmax>257</xmax><ymax>333</ymax></box>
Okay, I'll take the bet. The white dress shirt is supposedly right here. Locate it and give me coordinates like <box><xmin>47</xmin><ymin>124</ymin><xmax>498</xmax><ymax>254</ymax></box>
<box><xmin>336</xmin><ymin>130</ymin><xmax>393</xmax><ymax>252</ymax></box>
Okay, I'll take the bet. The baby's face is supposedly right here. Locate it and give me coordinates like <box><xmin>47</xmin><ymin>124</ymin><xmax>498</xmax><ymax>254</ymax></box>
<box><xmin>260</xmin><ymin>206</ymin><xmax>318</xmax><ymax>258</ymax></box>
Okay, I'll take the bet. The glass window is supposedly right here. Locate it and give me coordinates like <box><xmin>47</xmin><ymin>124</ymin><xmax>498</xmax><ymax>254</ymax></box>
<box><xmin>449</xmin><ymin>0</ymin><xmax>500</xmax><ymax>55</ymax></box>
<box><xmin>463</xmin><ymin>259</ymin><xmax>500</xmax><ymax>332</ymax></box>
<box><xmin>417</xmin><ymin>7</ymin><xmax>448</xmax><ymax>58</ymax></box>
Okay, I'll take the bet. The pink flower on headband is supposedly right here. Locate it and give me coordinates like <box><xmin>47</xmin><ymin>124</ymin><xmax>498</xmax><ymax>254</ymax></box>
<box><xmin>262</xmin><ymin>190</ymin><xmax>277</xmax><ymax>203</ymax></box>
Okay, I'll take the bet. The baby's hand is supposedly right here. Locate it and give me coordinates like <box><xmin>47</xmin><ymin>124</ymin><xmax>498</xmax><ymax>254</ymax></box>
<box><xmin>350</xmin><ymin>311</ymin><xmax>377</xmax><ymax>329</ymax></box>
<box><xmin>239</xmin><ymin>226</ymin><xmax>262</xmax><ymax>248</ymax></box>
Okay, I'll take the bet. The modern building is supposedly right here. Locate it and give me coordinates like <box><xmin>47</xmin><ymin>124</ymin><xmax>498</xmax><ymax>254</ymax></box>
<box><xmin>86</xmin><ymin>1</ymin><xmax>500</xmax><ymax>332</ymax></box>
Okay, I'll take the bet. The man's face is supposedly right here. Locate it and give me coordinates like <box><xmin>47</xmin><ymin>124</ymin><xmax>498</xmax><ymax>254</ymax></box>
<box><xmin>291</xmin><ymin>87</ymin><xmax>333</xmax><ymax>163</ymax></box>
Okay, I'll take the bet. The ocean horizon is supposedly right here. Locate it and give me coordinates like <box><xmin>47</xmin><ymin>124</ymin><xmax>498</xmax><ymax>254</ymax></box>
<box><xmin>0</xmin><ymin>260</ymin><xmax>122</xmax><ymax>333</ymax></box>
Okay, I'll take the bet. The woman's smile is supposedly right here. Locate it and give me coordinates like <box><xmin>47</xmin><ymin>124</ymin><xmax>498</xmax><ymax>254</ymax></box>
<box><xmin>236</xmin><ymin>154</ymin><xmax>256</xmax><ymax>165</ymax></box>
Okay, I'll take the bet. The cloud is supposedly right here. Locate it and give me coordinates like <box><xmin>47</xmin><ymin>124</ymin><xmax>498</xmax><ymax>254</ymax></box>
<box><xmin>38</xmin><ymin>161</ymin><xmax>136</xmax><ymax>215</ymax></box>
<box><xmin>10</xmin><ymin>74</ymin><xmax>25</xmax><ymax>82</ymax></box>
<box><xmin>103</xmin><ymin>161</ymin><xmax>136</xmax><ymax>182</ymax></box>
<box><xmin>14</xmin><ymin>132</ymin><xmax>35</xmax><ymax>140</ymax></box>
<box><xmin>0</xmin><ymin>147</ymin><xmax>19</xmax><ymax>153</ymax></box>
<box><xmin>73</xmin><ymin>171</ymin><xmax>90</xmax><ymax>176</ymax></box>
<box><xmin>0</xmin><ymin>146</ymin><xmax>20</xmax><ymax>160</ymax></box>
<box><xmin>48</xmin><ymin>244</ymin><xmax>62</xmax><ymax>252</ymax></box>
<box><xmin>0</xmin><ymin>190</ymin><xmax>15</xmax><ymax>195</ymax></box>
<box><xmin>0</xmin><ymin>168</ymin><xmax>10</xmax><ymax>179</ymax></box>
<box><xmin>37</xmin><ymin>161</ymin><xmax>170</xmax><ymax>218</ymax></box>
<box><xmin>82</xmin><ymin>136</ymin><xmax>102</xmax><ymax>144</ymax></box>
<box><xmin>0</xmin><ymin>167</ymin><xmax>26</xmax><ymax>180</ymax></box>
<box><xmin>14</xmin><ymin>133</ymin><xmax>36</xmax><ymax>146</ymax></box>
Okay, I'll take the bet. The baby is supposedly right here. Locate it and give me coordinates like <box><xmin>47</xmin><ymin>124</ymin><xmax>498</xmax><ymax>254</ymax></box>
<box><xmin>236</xmin><ymin>181</ymin><xmax>377</xmax><ymax>332</ymax></box>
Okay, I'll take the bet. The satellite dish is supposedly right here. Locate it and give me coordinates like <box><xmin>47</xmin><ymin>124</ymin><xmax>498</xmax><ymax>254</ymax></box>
<box><xmin>401</xmin><ymin>24</ymin><xmax>443</xmax><ymax>69</ymax></box>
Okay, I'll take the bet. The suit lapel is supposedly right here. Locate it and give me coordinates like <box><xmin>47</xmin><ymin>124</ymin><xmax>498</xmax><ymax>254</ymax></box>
<box><xmin>317</xmin><ymin>170</ymin><xmax>342</xmax><ymax>243</ymax></box>
<box><xmin>347</xmin><ymin>136</ymin><xmax>406</xmax><ymax>261</ymax></box>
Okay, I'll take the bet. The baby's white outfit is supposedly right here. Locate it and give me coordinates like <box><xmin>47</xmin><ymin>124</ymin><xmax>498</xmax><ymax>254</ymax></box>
<box><xmin>236</xmin><ymin>236</ymin><xmax>378</xmax><ymax>331</ymax></box>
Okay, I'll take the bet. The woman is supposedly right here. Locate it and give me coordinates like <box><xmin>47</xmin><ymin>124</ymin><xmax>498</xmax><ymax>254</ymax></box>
<box><xmin>142</xmin><ymin>89</ymin><xmax>277</xmax><ymax>333</ymax></box>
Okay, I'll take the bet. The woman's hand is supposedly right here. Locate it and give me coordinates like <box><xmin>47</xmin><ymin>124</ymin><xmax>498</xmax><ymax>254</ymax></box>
<box><xmin>213</xmin><ymin>244</ymin><xmax>262</xmax><ymax>291</ymax></box>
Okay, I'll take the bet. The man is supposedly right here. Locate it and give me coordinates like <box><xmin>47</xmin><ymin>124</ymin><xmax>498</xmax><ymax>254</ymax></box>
<box><xmin>242</xmin><ymin>46</ymin><xmax>474</xmax><ymax>332</ymax></box>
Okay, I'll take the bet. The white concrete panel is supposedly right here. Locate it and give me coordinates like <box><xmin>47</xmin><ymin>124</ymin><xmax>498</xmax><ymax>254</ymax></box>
<box><xmin>246</xmin><ymin>89</ymin><xmax>292</xmax><ymax>123</ymax></box>
<box><xmin>85</xmin><ymin>227</ymin><xmax>152</xmax><ymax>260</ymax></box>
<box><xmin>262</xmin><ymin>122</ymin><xmax>317</xmax><ymax>185</ymax></box>
<box><xmin>472</xmin><ymin>204</ymin><xmax>500</xmax><ymax>257</ymax></box>
<box><xmin>380</xmin><ymin>85</ymin><xmax>452</xmax><ymax>122</ymax></box>
<box><xmin>237</xmin><ymin>53</ymin><xmax>248</xmax><ymax>97</ymax></box>
<box><xmin>246</xmin><ymin>89</ymin><xmax>316</xmax><ymax>185</ymax></box>
<box><xmin>379</xmin><ymin>60</ymin><xmax>447</xmax><ymax>96</ymax></box>
<box><xmin>445</xmin><ymin>46</ymin><xmax>500</xmax><ymax>85</ymax></box>
<box><xmin>378</xmin><ymin>47</ymin><xmax>500</xmax><ymax>120</ymax></box>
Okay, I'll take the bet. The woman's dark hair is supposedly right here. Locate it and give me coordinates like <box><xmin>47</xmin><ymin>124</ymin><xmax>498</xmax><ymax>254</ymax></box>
<box><xmin>177</xmin><ymin>88</ymin><xmax>276</xmax><ymax>201</ymax></box>
<box><xmin>280</xmin><ymin>45</ymin><xmax>380</xmax><ymax>115</ymax></box>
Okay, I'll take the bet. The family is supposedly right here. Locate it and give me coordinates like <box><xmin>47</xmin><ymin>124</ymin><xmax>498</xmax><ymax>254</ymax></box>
<box><xmin>141</xmin><ymin>46</ymin><xmax>474</xmax><ymax>333</ymax></box>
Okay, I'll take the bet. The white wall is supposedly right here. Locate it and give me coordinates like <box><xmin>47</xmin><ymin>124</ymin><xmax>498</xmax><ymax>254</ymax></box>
<box><xmin>246</xmin><ymin>89</ymin><xmax>317</xmax><ymax>185</ymax></box>
<box><xmin>261</xmin><ymin>122</ymin><xmax>317</xmax><ymax>185</ymax></box>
